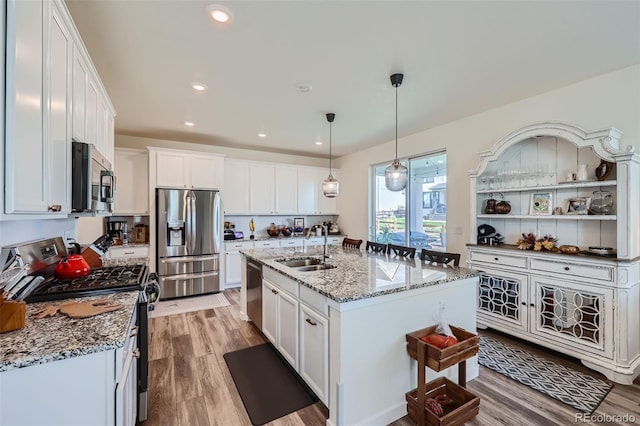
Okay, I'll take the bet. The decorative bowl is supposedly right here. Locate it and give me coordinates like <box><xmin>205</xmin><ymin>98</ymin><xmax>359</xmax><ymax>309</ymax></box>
<box><xmin>281</xmin><ymin>226</ymin><xmax>293</xmax><ymax>237</ymax></box>
<box><xmin>559</xmin><ymin>245</ymin><xmax>579</xmax><ymax>254</ymax></box>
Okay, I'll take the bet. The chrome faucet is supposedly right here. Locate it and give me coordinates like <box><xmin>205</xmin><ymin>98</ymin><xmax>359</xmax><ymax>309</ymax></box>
<box><xmin>306</xmin><ymin>224</ymin><xmax>331</xmax><ymax>262</ymax></box>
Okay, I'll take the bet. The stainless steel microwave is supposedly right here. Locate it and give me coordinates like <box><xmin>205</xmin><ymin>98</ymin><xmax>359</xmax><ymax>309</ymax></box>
<box><xmin>71</xmin><ymin>141</ymin><xmax>115</xmax><ymax>214</ymax></box>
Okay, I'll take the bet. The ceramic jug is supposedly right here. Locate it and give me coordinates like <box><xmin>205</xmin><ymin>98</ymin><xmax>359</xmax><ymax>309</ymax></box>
<box><xmin>576</xmin><ymin>164</ymin><xmax>588</xmax><ymax>181</ymax></box>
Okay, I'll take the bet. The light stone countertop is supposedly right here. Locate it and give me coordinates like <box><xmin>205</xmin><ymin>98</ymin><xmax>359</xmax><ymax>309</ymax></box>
<box><xmin>0</xmin><ymin>291</ymin><xmax>138</xmax><ymax>372</ymax></box>
<box><xmin>241</xmin><ymin>246</ymin><xmax>479</xmax><ymax>303</ymax></box>
<box><xmin>227</xmin><ymin>234</ymin><xmax>347</xmax><ymax>243</ymax></box>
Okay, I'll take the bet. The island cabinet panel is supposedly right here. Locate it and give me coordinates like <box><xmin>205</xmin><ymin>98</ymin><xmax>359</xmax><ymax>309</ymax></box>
<box><xmin>262</xmin><ymin>280</ymin><xmax>278</xmax><ymax>345</ymax></box>
<box><xmin>468</xmin><ymin>121</ymin><xmax>640</xmax><ymax>384</ymax></box>
<box><xmin>299</xmin><ymin>302</ymin><xmax>329</xmax><ymax>404</ymax></box>
<box><xmin>262</xmin><ymin>275</ymin><xmax>299</xmax><ymax>368</ymax></box>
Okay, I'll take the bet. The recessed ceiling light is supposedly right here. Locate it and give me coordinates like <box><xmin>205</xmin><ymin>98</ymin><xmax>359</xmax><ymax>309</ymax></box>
<box><xmin>191</xmin><ymin>82</ymin><xmax>208</xmax><ymax>92</ymax></box>
<box><xmin>315</xmin><ymin>141</ymin><xmax>323</xmax><ymax>145</ymax></box>
<box><xmin>184</xmin><ymin>121</ymin><xmax>195</xmax><ymax>127</ymax></box>
<box><xmin>258</xmin><ymin>133</ymin><xmax>267</xmax><ymax>138</ymax></box>
<box><xmin>205</xmin><ymin>4</ymin><xmax>233</xmax><ymax>24</ymax></box>
<box><xmin>296</xmin><ymin>83</ymin><xmax>312</xmax><ymax>93</ymax></box>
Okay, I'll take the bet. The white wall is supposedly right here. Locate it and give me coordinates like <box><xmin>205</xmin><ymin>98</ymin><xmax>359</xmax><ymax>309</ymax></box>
<box><xmin>335</xmin><ymin>65</ymin><xmax>640</xmax><ymax>260</ymax></box>
<box><xmin>0</xmin><ymin>218</ymin><xmax>76</xmax><ymax>247</ymax></box>
<box><xmin>115</xmin><ymin>134</ymin><xmax>328</xmax><ymax>168</ymax></box>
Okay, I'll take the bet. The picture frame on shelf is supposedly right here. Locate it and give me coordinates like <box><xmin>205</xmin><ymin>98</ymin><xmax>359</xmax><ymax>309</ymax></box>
<box><xmin>530</xmin><ymin>192</ymin><xmax>553</xmax><ymax>215</ymax></box>
<box><xmin>294</xmin><ymin>217</ymin><xmax>305</xmax><ymax>233</ymax></box>
<box><xmin>566</xmin><ymin>197</ymin><xmax>590</xmax><ymax>215</ymax></box>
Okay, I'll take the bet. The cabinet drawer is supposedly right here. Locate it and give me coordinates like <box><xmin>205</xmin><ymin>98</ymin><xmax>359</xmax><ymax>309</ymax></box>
<box><xmin>530</xmin><ymin>258</ymin><xmax>614</xmax><ymax>282</ymax></box>
<box><xmin>299</xmin><ymin>285</ymin><xmax>328</xmax><ymax>317</ymax></box>
<box><xmin>225</xmin><ymin>241</ymin><xmax>253</xmax><ymax>251</ymax></box>
<box><xmin>280</xmin><ymin>239</ymin><xmax>303</xmax><ymax>247</ymax></box>
<box><xmin>264</xmin><ymin>267</ymin><xmax>299</xmax><ymax>297</ymax></box>
<box><xmin>469</xmin><ymin>250</ymin><xmax>527</xmax><ymax>268</ymax></box>
<box><xmin>254</xmin><ymin>240</ymin><xmax>279</xmax><ymax>249</ymax></box>
<box><xmin>327</xmin><ymin>237</ymin><xmax>342</xmax><ymax>245</ymax></box>
<box><xmin>107</xmin><ymin>246</ymin><xmax>149</xmax><ymax>260</ymax></box>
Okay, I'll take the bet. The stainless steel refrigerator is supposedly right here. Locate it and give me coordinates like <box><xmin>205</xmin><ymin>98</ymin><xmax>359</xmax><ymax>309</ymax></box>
<box><xmin>156</xmin><ymin>189</ymin><xmax>221</xmax><ymax>299</ymax></box>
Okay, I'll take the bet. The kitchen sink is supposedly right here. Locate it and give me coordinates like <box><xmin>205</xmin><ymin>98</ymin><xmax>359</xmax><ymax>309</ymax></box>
<box><xmin>276</xmin><ymin>257</ymin><xmax>324</xmax><ymax>267</ymax></box>
<box><xmin>276</xmin><ymin>257</ymin><xmax>336</xmax><ymax>272</ymax></box>
<box><xmin>292</xmin><ymin>264</ymin><xmax>336</xmax><ymax>272</ymax></box>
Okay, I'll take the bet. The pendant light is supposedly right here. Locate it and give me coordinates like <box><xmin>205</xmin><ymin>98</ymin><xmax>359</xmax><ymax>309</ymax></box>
<box><xmin>322</xmin><ymin>112</ymin><xmax>339</xmax><ymax>198</ymax></box>
<box><xmin>385</xmin><ymin>73</ymin><xmax>408</xmax><ymax>191</ymax></box>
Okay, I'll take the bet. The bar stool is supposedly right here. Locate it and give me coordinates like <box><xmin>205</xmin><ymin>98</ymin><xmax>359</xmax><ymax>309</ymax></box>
<box><xmin>342</xmin><ymin>238</ymin><xmax>363</xmax><ymax>249</ymax></box>
<box><xmin>388</xmin><ymin>244</ymin><xmax>416</xmax><ymax>259</ymax></box>
<box><xmin>420</xmin><ymin>249</ymin><xmax>460</xmax><ymax>266</ymax></box>
<box><xmin>366</xmin><ymin>241</ymin><xmax>387</xmax><ymax>254</ymax></box>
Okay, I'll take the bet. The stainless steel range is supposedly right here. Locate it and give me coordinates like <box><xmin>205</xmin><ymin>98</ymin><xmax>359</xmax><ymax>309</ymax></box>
<box><xmin>0</xmin><ymin>237</ymin><xmax>155</xmax><ymax>423</ymax></box>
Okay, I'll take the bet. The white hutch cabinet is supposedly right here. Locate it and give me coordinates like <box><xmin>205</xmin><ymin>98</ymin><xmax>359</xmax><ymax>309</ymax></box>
<box><xmin>467</xmin><ymin>121</ymin><xmax>640</xmax><ymax>384</ymax></box>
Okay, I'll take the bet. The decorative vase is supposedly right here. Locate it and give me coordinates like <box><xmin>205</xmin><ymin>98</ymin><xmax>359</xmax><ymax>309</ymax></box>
<box><xmin>576</xmin><ymin>164</ymin><xmax>588</xmax><ymax>181</ymax></box>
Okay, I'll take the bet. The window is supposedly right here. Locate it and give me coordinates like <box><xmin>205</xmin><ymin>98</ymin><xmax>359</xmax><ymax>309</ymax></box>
<box><xmin>371</xmin><ymin>152</ymin><xmax>447</xmax><ymax>250</ymax></box>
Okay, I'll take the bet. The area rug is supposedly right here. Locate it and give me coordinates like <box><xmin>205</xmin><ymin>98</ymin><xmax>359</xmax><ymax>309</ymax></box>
<box><xmin>149</xmin><ymin>292</ymin><xmax>230</xmax><ymax>318</ymax></box>
<box><xmin>224</xmin><ymin>343</ymin><xmax>318</xmax><ymax>425</ymax></box>
<box><xmin>478</xmin><ymin>335</ymin><xmax>612</xmax><ymax>414</ymax></box>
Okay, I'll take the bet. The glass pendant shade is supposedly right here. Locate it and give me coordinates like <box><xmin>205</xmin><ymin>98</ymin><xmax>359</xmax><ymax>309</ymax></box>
<box><xmin>385</xmin><ymin>159</ymin><xmax>408</xmax><ymax>191</ymax></box>
<box><xmin>385</xmin><ymin>72</ymin><xmax>406</xmax><ymax>191</ymax></box>
<box><xmin>323</xmin><ymin>112</ymin><xmax>339</xmax><ymax>198</ymax></box>
<box><xmin>322</xmin><ymin>174</ymin><xmax>339</xmax><ymax>198</ymax></box>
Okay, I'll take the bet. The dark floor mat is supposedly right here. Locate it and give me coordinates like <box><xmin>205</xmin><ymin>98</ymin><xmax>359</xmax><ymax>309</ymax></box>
<box><xmin>223</xmin><ymin>343</ymin><xmax>318</xmax><ymax>425</ymax></box>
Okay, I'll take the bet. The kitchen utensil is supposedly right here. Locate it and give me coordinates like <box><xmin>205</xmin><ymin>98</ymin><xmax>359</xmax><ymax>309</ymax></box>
<box><xmin>55</xmin><ymin>254</ymin><xmax>91</xmax><ymax>279</ymax></box>
<box><xmin>588</xmin><ymin>246</ymin><xmax>615</xmax><ymax>255</ymax></box>
<box><xmin>59</xmin><ymin>298</ymin><xmax>124</xmax><ymax>318</ymax></box>
<box><xmin>81</xmin><ymin>234</ymin><xmax>114</xmax><ymax>268</ymax></box>
<box><xmin>559</xmin><ymin>245</ymin><xmax>580</xmax><ymax>254</ymax></box>
<box><xmin>267</xmin><ymin>223</ymin><xmax>280</xmax><ymax>237</ymax></box>
<box><xmin>483</xmin><ymin>194</ymin><xmax>497</xmax><ymax>214</ymax></box>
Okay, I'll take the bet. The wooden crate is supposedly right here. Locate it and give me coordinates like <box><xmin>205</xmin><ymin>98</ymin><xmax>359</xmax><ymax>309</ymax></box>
<box><xmin>406</xmin><ymin>377</ymin><xmax>479</xmax><ymax>426</ymax></box>
<box><xmin>406</xmin><ymin>325</ymin><xmax>479</xmax><ymax>372</ymax></box>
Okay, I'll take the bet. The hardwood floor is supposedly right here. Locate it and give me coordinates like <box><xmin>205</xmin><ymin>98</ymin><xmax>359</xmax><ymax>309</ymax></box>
<box><xmin>142</xmin><ymin>288</ymin><xmax>640</xmax><ymax>425</ymax></box>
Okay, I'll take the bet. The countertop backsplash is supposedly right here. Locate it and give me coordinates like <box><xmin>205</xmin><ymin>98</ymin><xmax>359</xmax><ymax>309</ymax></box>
<box><xmin>224</xmin><ymin>214</ymin><xmax>339</xmax><ymax>238</ymax></box>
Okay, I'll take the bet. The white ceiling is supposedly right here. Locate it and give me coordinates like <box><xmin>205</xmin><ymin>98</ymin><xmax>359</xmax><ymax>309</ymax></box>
<box><xmin>65</xmin><ymin>0</ymin><xmax>640</xmax><ymax>159</ymax></box>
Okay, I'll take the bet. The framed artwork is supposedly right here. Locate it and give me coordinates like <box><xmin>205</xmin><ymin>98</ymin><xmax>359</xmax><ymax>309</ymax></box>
<box><xmin>566</xmin><ymin>197</ymin><xmax>590</xmax><ymax>215</ymax></box>
<box><xmin>530</xmin><ymin>192</ymin><xmax>553</xmax><ymax>215</ymax></box>
<box><xmin>294</xmin><ymin>217</ymin><xmax>305</xmax><ymax>232</ymax></box>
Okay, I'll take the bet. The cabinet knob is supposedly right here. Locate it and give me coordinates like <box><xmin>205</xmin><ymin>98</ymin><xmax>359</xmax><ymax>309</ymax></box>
<box><xmin>530</xmin><ymin>303</ymin><xmax>535</xmax><ymax>307</ymax></box>
<box><xmin>271</xmin><ymin>289</ymin><xmax>278</xmax><ymax>294</ymax></box>
<box><xmin>521</xmin><ymin>302</ymin><xmax>527</xmax><ymax>306</ymax></box>
<box><xmin>494</xmin><ymin>257</ymin><xmax>499</xmax><ymax>261</ymax></box>
<box><xmin>48</xmin><ymin>204</ymin><xmax>62</xmax><ymax>212</ymax></box>
<box><xmin>564</xmin><ymin>266</ymin><xmax>570</xmax><ymax>271</ymax></box>
<box><xmin>305</xmin><ymin>318</ymin><xmax>317</xmax><ymax>326</ymax></box>
<box><xmin>132</xmin><ymin>348</ymin><xmax>140</xmax><ymax>358</ymax></box>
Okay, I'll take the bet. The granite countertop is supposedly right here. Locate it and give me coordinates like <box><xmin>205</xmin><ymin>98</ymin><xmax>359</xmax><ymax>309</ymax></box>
<box><xmin>0</xmin><ymin>291</ymin><xmax>138</xmax><ymax>373</ymax></box>
<box><xmin>242</xmin><ymin>247</ymin><xmax>478</xmax><ymax>303</ymax></box>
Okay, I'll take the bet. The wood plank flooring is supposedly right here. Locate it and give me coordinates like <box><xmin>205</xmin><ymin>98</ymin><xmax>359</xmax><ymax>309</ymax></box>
<box><xmin>142</xmin><ymin>288</ymin><xmax>640</xmax><ymax>426</ymax></box>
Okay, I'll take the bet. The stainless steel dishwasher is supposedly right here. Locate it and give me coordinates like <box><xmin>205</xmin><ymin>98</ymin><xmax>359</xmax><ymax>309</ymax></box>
<box><xmin>246</xmin><ymin>257</ymin><xmax>263</xmax><ymax>329</ymax></box>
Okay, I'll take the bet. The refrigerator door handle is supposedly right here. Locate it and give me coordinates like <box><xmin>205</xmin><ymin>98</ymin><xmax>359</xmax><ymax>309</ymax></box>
<box><xmin>190</xmin><ymin>190</ymin><xmax>197</xmax><ymax>254</ymax></box>
<box><xmin>185</xmin><ymin>191</ymin><xmax>192</xmax><ymax>254</ymax></box>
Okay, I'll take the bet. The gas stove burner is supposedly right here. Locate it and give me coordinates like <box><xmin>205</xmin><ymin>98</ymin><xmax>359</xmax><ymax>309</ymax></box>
<box><xmin>26</xmin><ymin>263</ymin><xmax>148</xmax><ymax>303</ymax></box>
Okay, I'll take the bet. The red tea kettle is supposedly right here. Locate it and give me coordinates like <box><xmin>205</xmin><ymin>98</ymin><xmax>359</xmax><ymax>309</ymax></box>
<box><xmin>55</xmin><ymin>242</ymin><xmax>91</xmax><ymax>279</ymax></box>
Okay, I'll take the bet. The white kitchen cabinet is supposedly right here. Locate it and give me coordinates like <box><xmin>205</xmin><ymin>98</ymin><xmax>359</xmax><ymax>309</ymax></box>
<box><xmin>249</xmin><ymin>163</ymin><xmax>276</xmax><ymax>213</ymax></box>
<box><xmin>4</xmin><ymin>0</ymin><xmax>70</xmax><ymax>216</ymax></box>
<box><xmin>280</xmin><ymin>238</ymin><xmax>304</xmax><ymax>248</ymax></box>
<box><xmin>4</xmin><ymin>0</ymin><xmax>114</xmax><ymax>218</ymax></box>
<box><xmin>115</xmin><ymin>322</ymin><xmax>138</xmax><ymax>426</ymax></box>
<box><xmin>224</xmin><ymin>241</ymin><xmax>253</xmax><ymax>287</ymax></box>
<box><xmin>106</xmin><ymin>245</ymin><xmax>150</xmax><ymax>263</ymax></box>
<box><xmin>223</xmin><ymin>160</ymin><xmax>250</xmax><ymax>214</ymax></box>
<box><xmin>468</xmin><ymin>121</ymin><xmax>640</xmax><ymax>384</ymax></box>
<box><xmin>85</xmin><ymin>78</ymin><xmax>98</xmax><ymax>146</ymax></box>
<box><xmin>297</xmin><ymin>166</ymin><xmax>338</xmax><ymax>215</ymax></box>
<box><xmin>275</xmin><ymin>166</ymin><xmax>298</xmax><ymax>213</ymax></box>
<box><xmin>299</xmin><ymin>301</ymin><xmax>329</xmax><ymax>404</ymax></box>
<box><xmin>114</xmin><ymin>148</ymin><xmax>149</xmax><ymax>215</ymax></box>
<box><xmin>155</xmin><ymin>150</ymin><xmax>224</xmax><ymax>190</ymax></box>
<box><xmin>253</xmin><ymin>239</ymin><xmax>280</xmax><ymax>249</ymax></box>
<box><xmin>262</xmin><ymin>274</ymin><xmax>299</xmax><ymax>369</ymax></box>
<box><xmin>72</xmin><ymin>44</ymin><xmax>87</xmax><ymax>142</ymax></box>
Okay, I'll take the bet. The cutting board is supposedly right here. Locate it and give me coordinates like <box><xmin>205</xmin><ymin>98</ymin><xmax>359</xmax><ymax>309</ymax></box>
<box><xmin>58</xmin><ymin>299</ymin><xmax>124</xmax><ymax>319</ymax></box>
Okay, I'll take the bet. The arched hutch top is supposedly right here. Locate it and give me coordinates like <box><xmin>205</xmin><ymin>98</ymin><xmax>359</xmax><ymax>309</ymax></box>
<box><xmin>468</xmin><ymin>120</ymin><xmax>639</xmax><ymax>260</ymax></box>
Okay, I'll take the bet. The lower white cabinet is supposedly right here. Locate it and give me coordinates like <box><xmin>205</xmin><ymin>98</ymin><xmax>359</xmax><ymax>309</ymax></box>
<box><xmin>469</xmin><ymin>245</ymin><xmax>637</xmax><ymax>384</ymax></box>
<box><xmin>225</xmin><ymin>241</ymin><xmax>254</xmax><ymax>287</ymax></box>
<box><xmin>299</xmin><ymin>302</ymin><xmax>329</xmax><ymax>403</ymax></box>
<box><xmin>262</xmin><ymin>278</ymin><xmax>299</xmax><ymax>368</ymax></box>
<box><xmin>115</xmin><ymin>327</ymin><xmax>138</xmax><ymax>426</ymax></box>
<box><xmin>106</xmin><ymin>245</ymin><xmax>150</xmax><ymax>263</ymax></box>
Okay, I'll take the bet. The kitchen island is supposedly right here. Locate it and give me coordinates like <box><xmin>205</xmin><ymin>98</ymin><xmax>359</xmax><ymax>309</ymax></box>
<box><xmin>240</xmin><ymin>246</ymin><xmax>479</xmax><ymax>426</ymax></box>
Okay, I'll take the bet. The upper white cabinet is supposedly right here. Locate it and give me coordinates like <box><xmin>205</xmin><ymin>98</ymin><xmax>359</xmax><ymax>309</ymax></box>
<box><xmin>224</xmin><ymin>158</ymin><xmax>337</xmax><ymax>215</ymax></box>
<box><xmin>154</xmin><ymin>149</ymin><xmax>224</xmax><ymax>190</ymax></box>
<box><xmin>114</xmin><ymin>148</ymin><xmax>149</xmax><ymax>215</ymax></box>
<box><xmin>223</xmin><ymin>160</ymin><xmax>250</xmax><ymax>214</ymax></box>
<box><xmin>298</xmin><ymin>167</ymin><xmax>338</xmax><ymax>215</ymax></box>
<box><xmin>3</xmin><ymin>0</ymin><xmax>115</xmax><ymax>217</ymax></box>
<box><xmin>5</xmin><ymin>0</ymin><xmax>70</xmax><ymax>215</ymax></box>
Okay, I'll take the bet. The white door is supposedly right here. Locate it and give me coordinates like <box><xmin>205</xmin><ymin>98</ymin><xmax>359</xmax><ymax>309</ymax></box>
<box><xmin>114</xmin><ymin>149</ymin><xmax>149</xmax><ymax>214</ymax></box>
<box><xmin>224</xmin><ymin>251</ymin><xmax>242</xmax><ymax>285</ymax></box>
<box><xmin>223</xmin><ymin>160</ymin><xmax>250</xmax><ymax>213</ymax></box>
<box><xmin>156</xmin><ymin>152</ymin><xmax>187</xmax><ymax>188</ymax></box>
<box><xmin>190</xmin><ymin>155</ymin><xmax>223</xmax><ymax>189</ymax></box>
<box><xmin>297</xmin><ymin>167</ymin><xmax>317</xmax><ymax>214</ymax></box>
<box><xmin>85</xmin><ymin>79</ymin><xmax>98</xmax><ymax>146</ymax></box>
<box><xmin>261</xmin><ymin>280</ymin><xmax>278</xmax><ymax>345</ymax></box>
<box><xmin>250</xmin><ymin>164</ymin><xmax>276</xmax><ymax>214</ymax></box>
<box><xmin>275</xmin><ymin>166</ymin><xmax>298</xmax><ymax>214</ymax></box>
<box><xmin>72</xmin><ymin>46</ymin><xmax>87</xmax><ymax>141</ymax></box>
